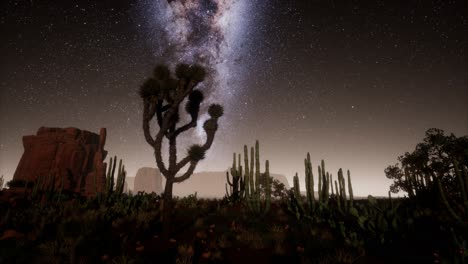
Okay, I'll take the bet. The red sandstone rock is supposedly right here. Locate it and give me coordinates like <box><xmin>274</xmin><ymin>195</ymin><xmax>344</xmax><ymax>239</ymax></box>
<box><xmin>12</xmin><ymin>127</ymin><xmax>108</xmax><ymax>197</ymax></box>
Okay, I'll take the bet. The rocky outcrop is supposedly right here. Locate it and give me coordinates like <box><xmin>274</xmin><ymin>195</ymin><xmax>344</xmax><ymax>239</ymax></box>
<box><xmin>133</xmin><ymin>167</ymin><xmax>163</xmax><ymax>194</ymax></box>
<box><xmin>12</xmin><ymin>127</ymin><xmax>107</xmax><ymax>197</ymax></box>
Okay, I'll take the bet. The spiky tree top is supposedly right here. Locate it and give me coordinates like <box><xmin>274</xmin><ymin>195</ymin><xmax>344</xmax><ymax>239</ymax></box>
<box><xmin>139</xmin><ymin>63</ymin><xmax>223</xmax><ymax>184</ymax></box>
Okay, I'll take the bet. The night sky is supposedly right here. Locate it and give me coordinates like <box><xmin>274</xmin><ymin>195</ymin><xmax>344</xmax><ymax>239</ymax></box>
<box><xmin>1</xmin><ymin>0</ymin><xmax>467</xmax><ymax>196</ymax></box>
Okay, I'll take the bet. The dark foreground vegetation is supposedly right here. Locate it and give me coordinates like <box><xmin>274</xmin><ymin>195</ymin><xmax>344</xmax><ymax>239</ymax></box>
<box><xmin>0</xmin><ymin>187</ymin><xmax>466</xmax><ymax>264</ymax></box>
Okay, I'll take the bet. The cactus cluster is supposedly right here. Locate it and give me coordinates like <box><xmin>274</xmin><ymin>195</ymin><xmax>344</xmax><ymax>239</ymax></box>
<box><xmin>292</xmin><ymin>153</ymin><xmax>355</xmax><ymax>213</ymax></box>
<box><xmin>436</xmin><ymin>159</ymin><xmax>468</xmax><ymax>223</ymax></box>
<box><xmin>233</xmin><ymin>140</ymin><xmax>271</xmax><ymax>215</ymax></box>
<box><xmin>225</xmin><ymin>153</ymin><xmax>245</xmax><ymax>202</ymax></box>
<box><xmin>105</xmin><ymin>155</ymin><xmax>127</xmax><ymax>197</ymax></box>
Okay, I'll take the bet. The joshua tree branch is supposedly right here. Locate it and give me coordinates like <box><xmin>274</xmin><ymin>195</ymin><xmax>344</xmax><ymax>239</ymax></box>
<box><xmin>173</xmin><ymin>161</ymin><xmax>198</xmax><ymax>183</ymax></box>
<box><xmin>174</xmin><ymin>118</ymin><xmax>218</xmax><ymax>171</ymax></box>
<box><xmin>143</xmin><ymin>100</ymin><xmax>155</xmax><ymax>146</ymax></box>
<box><xmin>173</xmin><ymin>120</ymin><xmax>197</xmax><ymax>137</ymax></box>
<box><xmin>169</xmin><ymin>125</ymin><xmax>177</xmax><ymax>172</ymax></box>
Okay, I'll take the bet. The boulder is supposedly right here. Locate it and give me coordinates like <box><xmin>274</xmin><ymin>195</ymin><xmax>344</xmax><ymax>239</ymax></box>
<box><xmin>12</xmin><ymin>127</ymin><xmax>107</xmax><ymax>197</ymax></box>
<box><xmin>133</xmin><ymin>167</ymin><xmax>163</xmax><ymax>194</ymax></box>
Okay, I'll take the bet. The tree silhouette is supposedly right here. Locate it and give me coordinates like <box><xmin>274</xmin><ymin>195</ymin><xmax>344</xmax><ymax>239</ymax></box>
<box><xmin>385</xmin><ymin>128</ymin><xmax>468</xmax><ymax>200</ymax></box>
<box><xmin>139</xmin><ymin>64</ymin><xmax>223</xmax><ymax>236</ymax></box>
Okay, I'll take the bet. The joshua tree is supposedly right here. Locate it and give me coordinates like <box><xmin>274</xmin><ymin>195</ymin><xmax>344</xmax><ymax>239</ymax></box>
<box><xmin>139</xmin><ymin>63</ymin><xmax>223</xmax><ymax>234</ymax></box>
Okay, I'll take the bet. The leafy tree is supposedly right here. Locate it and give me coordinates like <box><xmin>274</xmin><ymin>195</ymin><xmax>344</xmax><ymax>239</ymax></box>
<box><xmin>385</xmin><ymin>128</ymin><xmax>468</xmax><ymax>199</ymax></box>
<box><xmin>139</xmin><ymin>63</ymin><xmax>223</xmax><ymax>236</ymax></box>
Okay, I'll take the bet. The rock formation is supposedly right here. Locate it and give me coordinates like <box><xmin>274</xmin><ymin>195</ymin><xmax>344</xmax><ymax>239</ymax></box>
<box><xmin>12</xmin><ymin>127</ymin><xmax>107</xmax><ymax>197</ymax></box>
<box><xmin>133</xmin><ymin>167</ymin><xmax>163</xmax><ymax>194</ymax></box>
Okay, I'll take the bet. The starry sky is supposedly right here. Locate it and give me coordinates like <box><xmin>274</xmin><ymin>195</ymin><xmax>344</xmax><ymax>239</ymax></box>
<box><xmin>1</xmin><ymin>0</ymin><xmax>467</xmax><ymax>196</ymax></box>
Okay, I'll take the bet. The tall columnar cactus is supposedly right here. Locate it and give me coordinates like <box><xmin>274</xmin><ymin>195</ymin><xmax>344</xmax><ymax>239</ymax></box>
<box><xmin>324</xmin><ymin>171</ymin><xmax>330</xmax><ymax>205</ymax></box>
<box><xmin>106</xmin><ymin>155</ymin><xmax>117</xmax><ymax>196</ymax></box>
<box><xmin>338</xmin><ymin>169</ymin><xmax>347</xmax><ymax>209</ymax></box>
<box><xmin>318</xmin><ymin>165</ymin><xmax>322</xmax><ymax>203</ymax></box>
<box><xmin>293</xmin><ymin>172</ymin><xmax>301</xmax><ymax>202</ymax></box>
<box><xmin>105</xmin><ymin>156</ymin><xmax>127</xmax><ymax>196</ymax></box>
<box><xmin>0</xmin><ymin>175</ymin><xmax>4</xmax><ymax>190</ymax></box>
<box><xmin>334</xmin><ymin>180</ymin><xmax>341</xmax><ymax>211</ymax></box>
<box><xmin>321</xmin><ymin>160</ymin><xmax>329</xmax><ymax>205</ymax></box>
<box><xmin>436</xmin><ymin>159</ymin><xmax>468</xmax><ymax>223</ymax></box>
<box><xmin>244</xmin><ymin>140</ymin><xmax>271</xmax><ymax>215</ymax></box>
<box><xmin>436</xmin><ymin>176</ymin><xmax>462</xmax><ymax>223</ymax></box>
<box><xmin>347</xmin><ymin>170</ymin><xmax>354</xmax><ymax>208</ymax></box>
<box><xmin>226</xmin><ymin>153</ymin><xmax>245</xmax><ymax>202</ymax></box>
<box><xmin>255</xmin><ymin>141</ymin><xmax>261</xmax><ymax>195</ymax></box>
<box><xmin>298</xmin><ymin>154</ymin><xmax>356</xmax><ymax>213</ymax></box>
<box><xmin>264</xmin><ymin>160</ymin><xmax>272</xmax><ymax>208</ymax></box>
<box><xmin>454</xmin><ymin>159</ymin><xmax>468</xmax><ymax>211</ymax></box>
<box><xmin>304</xmin><ymin>153</ymin><xmax>315</xmax><ymax>211</ymax></box>
<box><xmin>243</xmin><ymin>145</ymin><xmax>250</xmax><ymax>197</ymax></box>
<box><xmin>115</xmin><ymin>159</ymin><xmax>127</xmax><ymax>195</ymax></box>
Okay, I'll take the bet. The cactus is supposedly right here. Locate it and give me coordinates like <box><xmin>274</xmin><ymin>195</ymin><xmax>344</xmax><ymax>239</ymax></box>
<box><xmin>454</xmin><ymin>159</ymin><xmax>468</xmax><ymax>211</ymax></box>
<box><xmin>304</xmin><ymin>153</ymin><xmax>315</xmax><ymax>211</ymax></box>
<box><xmin>243</xmin><ymin>145</ymin><xmax>250</xmax><ymax>197</ymax></box>
<box><xmin>0</xmin><ymin>175</ymin><xmax>4</xmax><ymax>190</ymax></box>
<box><xmin>250</xmin><ymin>147</ymin><xmax>254</xmax><ymax>197</ymax></box>
<box><xmin>321</xmin><ymin>160</ymin><xmax>327</xmax><ymax>203</ymax></box>
<box><xmin>338</xmin><ymin>169</ymin><xmax>347</xmax><ymax>209</ymax></box>
<box><xmin>348</xmin><ymin>170</ymin><xmax>354</xmax><ymax>208</ymax></box>
<box><xmin>115</xmin><ymin>159</ymin><xmax>127</xmax><ymax>195</ymax></box>
<box><xmin>293</xmin><ymin>173</ymin><xmax>301</xmax><ymax>202</ymax></box>
<box><xmin>244</xmin><ymin>140</ymin><xmax>271</xmax><ymax>216</ymax></box>
<box><xmin>318</xmin><ymin>165</ymin><xmax>322</xmax><ymax>203</ymax></box>
<box><xmin>225</xmin><ymin>153</ymin><xmax>245</xmax><ymax>202</ymax></box>
<box><xmin>436</xmin><ymin>174</ymin><xmax>463</xmax><ymax>223</ymax></box>
<box><xmin>335</xmin><ymin>180</ymin><xmax>341</xmax><ymax>211</ymax></box>
<box><xmin>105</xmin><ymin>156</ymin><xmax>127</xmax><ymax>197</ymax></box>
<box><xmin>264</xmin><ymin>160</ymin><xmax>271</xmax><ymax>210</ymax></box>
<box><xmin>255</xmin><ymin>141</ymin><xmax>260</xmax><ymax>191</ymax></box>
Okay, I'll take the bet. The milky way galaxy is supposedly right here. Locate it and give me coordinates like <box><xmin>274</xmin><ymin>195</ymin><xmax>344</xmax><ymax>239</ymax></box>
<box><xmin>142</xmin><ymin>0</ymin><xmax>252</xmax><ymax>110</ymax></box>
